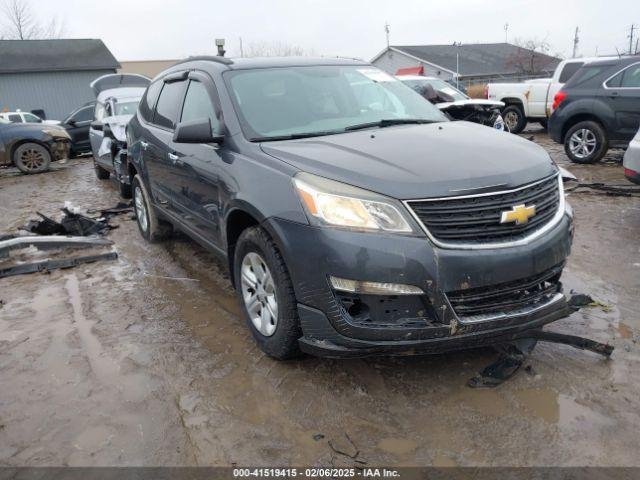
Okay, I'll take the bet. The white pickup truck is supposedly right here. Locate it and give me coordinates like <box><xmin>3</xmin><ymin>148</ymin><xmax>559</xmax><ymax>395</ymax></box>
<box><xmin>485</xmin><ymin>57</ymin><xmax>614</xmax><ymax>133</ymax></box>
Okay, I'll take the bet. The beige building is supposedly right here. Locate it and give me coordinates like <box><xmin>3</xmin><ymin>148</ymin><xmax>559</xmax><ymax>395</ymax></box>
<box><xmin>118</xmin><ymin>60</ymin><xmax>179</xmax><ymax>79</ymax></box>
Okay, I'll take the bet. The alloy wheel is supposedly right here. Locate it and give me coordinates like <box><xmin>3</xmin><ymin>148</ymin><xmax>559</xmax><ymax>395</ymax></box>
<box><xmin>241</xmin><ymin>252</ymin><xmax>278</xmax><ymax>337</ymax></box>
<box><xmin>134</xmin><ymin>186</ymin><xmax>148</xmax><ymax>232</ymax></box>
<box><xmin>569</xmin><ymin>128</ymin><xmax>597</xmax><ymax>159</ymax></box>
<box><xmin>19</xmin><ymin>148</ymin><xmax>46</xmax><ymax>171</ymax></box>
<box><xmin>504</xmin><ymin>111</ymin><xmax>519</xmax><ymax>131</ymax></box>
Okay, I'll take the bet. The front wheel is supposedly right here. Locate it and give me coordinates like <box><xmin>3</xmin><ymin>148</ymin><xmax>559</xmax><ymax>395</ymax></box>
<box><xmin>234</xmin><ymin>226</ymin><xmax>302</xmax><ymax>360</ymax></box>
<box><xmin>132</xmin><ymin>175</ymin><xmax>172</xmax><ymax>242</ymax></box>
<box><xmin>502</xmin><ymin>105</ymin><xmax>527</xmax><ymax>134</ymax></box>
<box><xmin>564</xmin><ymin>121</ymin><xmax>608</xmax><ymax>164</ymax></box>
<box><xmin>13</xmin><ymin>143</ymin><xmax>51</xmax><ymax>174</ymax></box>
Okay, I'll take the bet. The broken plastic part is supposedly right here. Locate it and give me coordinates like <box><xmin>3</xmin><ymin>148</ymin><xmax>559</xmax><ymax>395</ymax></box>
<box><xmin>0</xmin><ymin>252</ymin><xmax>118</xmax><ymax>278</ymax></box>
<box><xmin>0</xmin><ymin>235</ymin><xmax>112</xmax><ymax>258</ymax></box>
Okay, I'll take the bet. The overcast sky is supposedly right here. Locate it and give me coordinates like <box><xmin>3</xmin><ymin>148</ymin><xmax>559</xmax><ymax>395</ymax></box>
<box><xmin>30</xmin><ymin>0</ymin><xmax>639</xmax><ymax>61</ymax></box>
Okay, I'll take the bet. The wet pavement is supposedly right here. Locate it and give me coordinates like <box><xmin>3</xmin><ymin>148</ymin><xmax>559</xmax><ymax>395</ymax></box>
<box><xmin>0</xmin><ymin>131</ymin><xmax>639</xmax><ymax>467</ymax></box>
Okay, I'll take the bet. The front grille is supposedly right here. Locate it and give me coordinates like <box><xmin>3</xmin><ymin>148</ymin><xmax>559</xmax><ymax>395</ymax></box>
<box><xmin>407</xmin><ymin>174</ymin><xmax>561</xmax><ymax>245</ymax></box>
<box><xmin>446</xmin><ymin>264</ymin><xmax>564</xmax><ymax>319</ymax></box>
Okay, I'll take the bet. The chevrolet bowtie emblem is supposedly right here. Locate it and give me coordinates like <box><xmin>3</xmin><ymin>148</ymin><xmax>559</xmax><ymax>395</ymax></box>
<box><xmin>500</xmin><ymin>204</ymin><xmax>536</xmax><ymax>225</ymax></box>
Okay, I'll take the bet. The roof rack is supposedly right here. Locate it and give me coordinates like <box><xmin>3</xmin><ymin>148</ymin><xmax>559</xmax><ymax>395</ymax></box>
<box><xmin>175</xmin><ymin>55</ymin><xmax>233</xmax><ymax>66</ymax></box>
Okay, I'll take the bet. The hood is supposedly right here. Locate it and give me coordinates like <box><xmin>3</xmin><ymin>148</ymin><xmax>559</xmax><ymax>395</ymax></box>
<box><xmin>1</xmin><ymin>122</ymin><xmax>66</xmax><ymax>136</ymax></box>
<box><xmin>261</xmin><ymin>121</ymin><xmax>556</xmax><ymax>199</ymax></box>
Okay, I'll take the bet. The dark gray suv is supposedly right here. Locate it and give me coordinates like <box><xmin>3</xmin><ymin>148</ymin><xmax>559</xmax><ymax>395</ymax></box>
<box><xmin>126</xmin><ymin>57</ymin><xmax>574</xmax><ymax>359</ymax></box>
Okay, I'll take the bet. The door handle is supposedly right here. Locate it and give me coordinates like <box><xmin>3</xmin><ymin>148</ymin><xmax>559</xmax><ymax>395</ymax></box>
<box><xmin>609</xmin><ymin>91</ymin><xmax>619</xmax><ymax>98</ymax></box>
<box><xmin>140</xmin><ymin>141</ymin><xmax>149</xmax><ymax>150</ymax></box>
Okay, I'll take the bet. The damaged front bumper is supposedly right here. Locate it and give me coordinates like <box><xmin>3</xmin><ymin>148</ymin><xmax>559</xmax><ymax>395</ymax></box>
<box><xmin>50</xmin><ymin>137</ymin><xmax>71</xmax><ymax>161</ymax></box>
<box><xmin>265</xmin><ymin>212</ymin><xmax>574</xmax><ymax>358</ymax></box>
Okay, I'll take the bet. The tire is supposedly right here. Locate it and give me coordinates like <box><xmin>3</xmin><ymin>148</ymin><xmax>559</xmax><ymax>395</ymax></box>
<box><xmin>502</xmin><ymin>105</ymin><xmax>527</xmax><ymax>134</ymax></box>
<box><xmin>234</xmin><ymin>226</ymin><xmax>302</xmax><ymax>360</ymax></box>
<box><xmin>564</xmin><ymin>121</ymin><xmax>608</xmax><ymax>164</ymax></box>
<box><xmin>132</xmin><ymin>175</ymin><xmax>172</xmax><ymax>242</ymax></box>
<box><xmin>13</xmin><ymin>143</ymin><xmax>51</xmax><ymax>174</ymax></box>
<box><xmin>94</xmin><ymin>160</ymin><xmax>110</xmax><ymax>179</ymax></box>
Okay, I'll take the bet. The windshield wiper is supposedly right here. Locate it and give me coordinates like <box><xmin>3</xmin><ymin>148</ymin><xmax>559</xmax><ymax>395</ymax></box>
<box><xmin>345</xmin><ymin>118</ymin><xmax>437</xmax><ymax>131</ymax></box>
<box><xmin>250</xmin><ymin>131</ymin><xmax>340</xmax><ymax>142</ymax></box>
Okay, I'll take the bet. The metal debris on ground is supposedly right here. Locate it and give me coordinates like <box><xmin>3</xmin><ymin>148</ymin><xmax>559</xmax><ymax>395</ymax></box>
<box><xmin>568</xmin><ymin>292</ymin><xmax>612</xmax><ymax>312</ymax></box>
<box><xmin>25</xmin><ymin>209</ymin><xmax>115</xmax><ymax>236</ymax></box>
<box><xmin>0</xmin><ymin>235</ymin><xmax>112</xmax><ymax>258</ymax></box>
<box><xmin>86</xmin><ymin>201</ymin><xmax>134</xmax><ymax>218</ymax></box>
<box><xmin>0</xmin><ymin>252</ymin><xmax>118</xmax><ymax>279</ymax></box>
<box><xmin>23</xmin><ymin>202</ymin><xmax>133</xmax><ymax>237</ymax></box>
<box><xmin>468</xmin><ymin>339</ymin><xmax>537</xmax><ymax>388</ymax></box>
<box><xmin>566</xmin><ymin>182</ymin><xmax>640</xmax><ymax>197</ymax></box>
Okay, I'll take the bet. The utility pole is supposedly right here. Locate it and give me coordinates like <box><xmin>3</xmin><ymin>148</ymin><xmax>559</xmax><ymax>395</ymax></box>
<box><xmin>453</xmin><ymin>41</ymin><xmax>461</xmax><ymax>89</ymax></box>
<box><xmin>572</xmin><ymin>26</ymin><xmax>579</xmax><ymax>58</ymax></box>
<box><xmin>629</xmin><ymin>24</ymin><xmax>637</xmax><ymax>55</ymax></box>
<box><xmin>385</xmin><ymin>22</ymin><xmax>390</xmax><ymax>48</ymax></box>
<box><xmin>504</xmin><ymin>23</ymin><xmax>509</xmax><ymax>43</ymax></box>
<box><xmin>239</xmin><ymin>37</ymin><xmax>244</xmax><ymax>57</ymax></box>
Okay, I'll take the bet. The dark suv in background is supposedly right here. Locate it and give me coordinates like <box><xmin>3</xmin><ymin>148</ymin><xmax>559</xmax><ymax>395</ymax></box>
<box><xmin>549</xmin><ymin>56</ymin><xmax>640</xmax><ymax>163</ymax></box>
<box><xmin>125</xmin><ymin>57</ymin><xmax>574</xmax><ymax>359</ymax></box>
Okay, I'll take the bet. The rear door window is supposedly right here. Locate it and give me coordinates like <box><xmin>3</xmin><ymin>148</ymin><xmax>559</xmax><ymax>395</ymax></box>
<box><xmin>558</xmin><ymin>62</ymin><xmax>583</xmax><ymax>83</ymax></box>
<box><xmin>139</xmin><ymin>80</ymin><xmax>162</xmax><ymax>121</ymax></box>
<box><xmin>153</xmin><ymin>80</ymin><xmax>187</xmax><ymax>130</ymax></box>
<box><xmin>621</xmin><ymin>64</ymin><xmax>640</xmax><ymax>87</ymax></box>
<box><xmin>8</xmin><ymin>114</ymin><xmax>22</xmax><ymax>122</ymax></box>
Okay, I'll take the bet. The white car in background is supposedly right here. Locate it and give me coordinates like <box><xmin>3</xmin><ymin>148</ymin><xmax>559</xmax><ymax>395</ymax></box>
<box><xmin>485</xmin><ymin>56</ymin><xmax>616</xmax><ymax>133</ymax></box>
<box><xmin>89</xmin><ymin>73</ymin><xmax>150</xmax><ymax>196</ymax></box>
<box><xmin>0</xmin><ymin>111</ymin><xmax>60</xmax><ymax>125</ymax></box>
<box><xmin>623</xmin><ymin>127</ymin><xmax>640</xmax><ymax>185</ymax></box>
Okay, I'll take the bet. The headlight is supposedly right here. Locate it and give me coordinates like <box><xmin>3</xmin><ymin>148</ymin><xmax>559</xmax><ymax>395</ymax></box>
<box><xmin>43</xmin><ymin>129</ymin><xmax>70</xmax><ymax>139</ymax></box>
<box><xmin>293</xmin><ymin>172</ymin><xmax>418</xmax><ymax>234</ymax></box>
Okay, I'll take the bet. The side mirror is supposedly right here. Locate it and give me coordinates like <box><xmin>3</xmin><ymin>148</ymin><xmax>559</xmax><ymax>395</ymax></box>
<box><xmin>91</xmin><ymin>120</ymin><xmax>103</xmax><ymax>131</ymax></box>
<box><xmin>67</xmin><ymin>119</ymin><xmax>77</xmax><ymax>127</ymax></box>
<box><xmin>173</xmin><ymin>118</ymin><xmax>223</xmax><ymax>144</ymax></box>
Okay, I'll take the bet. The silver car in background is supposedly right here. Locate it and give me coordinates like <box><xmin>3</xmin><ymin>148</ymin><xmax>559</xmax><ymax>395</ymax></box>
<box><xmin>89</xmin><ymin>74</ymin><xmax>150</xmax><ymax>195</ymax></box>
<box><xmin>623</xmin><ymin>127</ymin><xmax>640</xmax><ymax>185</ymax></box>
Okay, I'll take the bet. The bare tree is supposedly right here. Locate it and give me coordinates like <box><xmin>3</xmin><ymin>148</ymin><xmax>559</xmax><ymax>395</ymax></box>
<box><xmin>1</xmin><ymin>0</ymin><xmax>64</xmax><ymax>39</ymax></box>
<box><xmin>506</xmin><ymin>37</ymin><xmax>557</xmax><ymax>75</ymax></box>
<box><xmin>241</xmin><ymin>40</ymin><xmax>314</xmax><ymax>57</ymax></box>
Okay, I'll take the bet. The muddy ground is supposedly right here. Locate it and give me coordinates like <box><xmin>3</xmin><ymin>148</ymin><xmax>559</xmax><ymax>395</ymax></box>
<box><xmin>0</xmin><ymin>130</ymin><xmax>639</xmax><ymax>467</ymax></box>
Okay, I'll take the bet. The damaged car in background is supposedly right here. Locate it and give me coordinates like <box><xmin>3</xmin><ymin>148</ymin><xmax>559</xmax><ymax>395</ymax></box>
<box><xmin>125</xmin><ymin>57</ymin><xmax>611</xmax><ymax>376</ymax></box>
<box><xmin>89</xmin><ymin>73</ymin><xmax>151</xmax><ymax>197</ymax></box>
<box><xmin>397</xmin><ymin>74</ymin><xmax>507</xmax><ymax>131</ymax></box>
<box><xmin>0</xmin><ymin>116</ymin><xmax>70</xmax><ymax>174</ymax></box>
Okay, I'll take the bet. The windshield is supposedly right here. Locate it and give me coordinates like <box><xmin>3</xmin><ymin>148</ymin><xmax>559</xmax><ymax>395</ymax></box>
<box><xmin>225</xmin><ymin>65</ymin><xmax>448</xmax><ymax>140</ymax></box>
<box><xmin>400</xmin><ymin>78</ymin><xmax>468</xmax><ymax>102</ymax></box>
<box><xmin>113</xmin><ymin>100</ymin><xmax>140</xmax><ymax>116</ymax></box>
